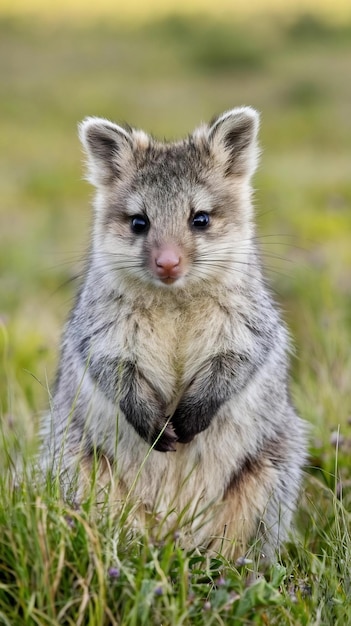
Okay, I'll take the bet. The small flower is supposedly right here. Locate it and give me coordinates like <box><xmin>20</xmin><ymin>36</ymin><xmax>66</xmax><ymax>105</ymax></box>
<box><xmin>203</xmin><ymin>600</ymin><xmax>211</xmax><ymax>611</ymax></box>
<box><xmin>108</xmin><ymin>567</ymin><xmax>120</xmax><ymax>579</ymax></box>
<box><xmin>235</xmin><ymin>556</ymin><xmax>253</xmax><ymax>567</ymax></box>
<box><xmin>5</xmin><ymin>414</ymin><xmax>15</xmax><ymax>430</ymax></box>
<box><xmin>223</xmin><ymin>592</ymin><xmax>240</xmax><ymax>610</ymax></box>
<box><xmin>64</xmin><ymin>516</ymin><xmax>75</xmax><ymax>530</ymax></box>
<box><xmin>154</xmin><ymin>586</ymin><xmax>163</xmax><ymax>596</ymax></box>
<box><xmin>330</xmin><ymin>430</ymin><xmax>344</xmax><ymax>447</ymax></box>
<box><xmin>187</xmin><ymin>592</ymin><xmax>195</xmax><ymax>605</ymax></box>
<box><xmin>217</xmin><ymin>576</ymin><xmax>226</xmax><ymax>587</ymax></box>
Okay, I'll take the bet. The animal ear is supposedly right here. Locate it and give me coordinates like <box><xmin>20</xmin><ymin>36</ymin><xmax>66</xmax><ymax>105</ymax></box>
<box><xmin>78</xmin><ymin>117</ymin><xmax>134</xmax><ymax>186</ymax></box>
<box><xmin>206</xmin><ymin>107</ymin><xmax>260</xmax><ymax>178</ymax></box>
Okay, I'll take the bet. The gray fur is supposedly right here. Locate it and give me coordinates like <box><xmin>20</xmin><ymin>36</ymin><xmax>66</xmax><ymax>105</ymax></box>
<box><xmin>41</xmin><ymin>107</ymin><xmax>307</xmax><ymax>559</ymax></box>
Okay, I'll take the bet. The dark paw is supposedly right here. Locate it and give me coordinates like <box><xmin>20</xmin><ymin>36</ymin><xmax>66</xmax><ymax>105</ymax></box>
<box><xmin>172</xmin><ymin>400</ymin><xmax>214</xmax><ymax>444</ymax></box>
<box><xmin>172</xmin><ymin>407</ymin><xmax>197</xmax><ymax>444</ymax></box>
<box><xmin>172</xmin><ymin>424</ymin><xmax>196</xmax><ymax>444</ymax></box>
<box><xmin>175</xmin><ymin>431</ymin><xmax>196</xmax><ymax>444</ymax></box>
<box><xmin>152</xmin><ymin>422</ymin><xmax>178</xmax><ymax>452</ymax></box>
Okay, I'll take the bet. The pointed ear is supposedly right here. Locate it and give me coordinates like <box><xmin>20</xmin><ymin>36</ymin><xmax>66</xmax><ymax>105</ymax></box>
<box><xmin>205</xmin><ymin>107</ymin><xmax>260</xmax><ymax>178</ymax></box>
<box><xmin>78</xmin><ymin>117</ymin><xmax>134</xmax><ymax>186</ymax></box>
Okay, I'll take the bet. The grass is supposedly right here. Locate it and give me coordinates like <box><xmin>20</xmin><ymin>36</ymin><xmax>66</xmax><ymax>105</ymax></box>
<box><xmin>0</xmin><ymin>466</ymin><xmax>350</xmax><ymax>624</ymax></box>
<box><xmin>1</xmin><ymin>10</ymin><xmax>351</xmax><ymax>625</ymax></box>
<box><xmin>2</xmin><ymin>0</ymin><xmax>351</xmax><ymax>23</ymax></box>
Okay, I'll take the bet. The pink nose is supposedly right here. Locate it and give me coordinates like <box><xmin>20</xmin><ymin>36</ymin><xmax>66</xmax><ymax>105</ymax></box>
<box><xmin>154</xmin><ymin>247</ymin><xmax>182</xmax><ymax>281</ymax></box>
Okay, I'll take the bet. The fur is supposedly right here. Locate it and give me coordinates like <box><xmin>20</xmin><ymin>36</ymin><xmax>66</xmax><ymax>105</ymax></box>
<box><xmin>41</xmin><ymin>107</ymin><xmax>307</xmax><ymax>559</ymax></box>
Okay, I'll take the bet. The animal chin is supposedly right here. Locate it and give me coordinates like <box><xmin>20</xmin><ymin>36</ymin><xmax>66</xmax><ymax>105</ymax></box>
<box><xmin>158</xmin><ymin>275</ymin><xmax>180</xmax><ymax>286</ymax></box>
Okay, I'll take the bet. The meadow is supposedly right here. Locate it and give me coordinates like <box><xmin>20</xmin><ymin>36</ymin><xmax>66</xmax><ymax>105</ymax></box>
<box><xmin>0</xmin><ymin>8</ymin><xmax>351</xmax><ymax>624</ymax></box>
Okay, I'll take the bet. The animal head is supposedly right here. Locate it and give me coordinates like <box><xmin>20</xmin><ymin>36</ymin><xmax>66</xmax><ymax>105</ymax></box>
<box><xmin>79</xmin><ymin>107</ymin><xmax>260</xmax><ymax>291</ymax></box>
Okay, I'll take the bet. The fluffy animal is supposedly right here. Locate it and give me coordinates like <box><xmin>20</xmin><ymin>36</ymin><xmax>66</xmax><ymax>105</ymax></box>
<box><xmin>41</xmin><ymin>107</ymin><xmax>307</xmax><ymax>559</ymax></box>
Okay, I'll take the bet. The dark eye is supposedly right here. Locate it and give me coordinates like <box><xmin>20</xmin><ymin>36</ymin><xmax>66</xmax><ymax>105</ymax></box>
<box><xmin>192</xmin><ymin>211</ymin><xmax>210</xmax><ymax>230</ymax></box>
<box><xmin>131</xmin><ymin>214</ymin><xmax>150</xmax><ymax>234</ymax></box>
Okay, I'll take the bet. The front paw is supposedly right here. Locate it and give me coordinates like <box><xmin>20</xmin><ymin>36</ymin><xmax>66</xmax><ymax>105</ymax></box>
<box><xmin>172</xmin><ymin>391</ymin><xmax>217</xmax><ymax>443</ymax></box>
<box><xmin>171</xmin><ymin>404</ymin><xmax>198</xmax><ymax>444</ymax></box>
<box><xmin>152</xmin><ymin>422</ymin><xmax>178</xmax><ymax>452</ymax></box>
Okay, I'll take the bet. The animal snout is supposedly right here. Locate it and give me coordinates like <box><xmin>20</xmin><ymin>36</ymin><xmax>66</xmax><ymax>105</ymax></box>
<box><xmin>153</xmin><ymin>245</ymin><xmax>183</xmax><ymax>283</ymax></box>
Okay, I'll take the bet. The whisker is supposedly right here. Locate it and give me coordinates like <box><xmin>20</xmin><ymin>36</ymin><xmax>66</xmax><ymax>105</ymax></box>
<box><xmin>50</xmin><ymin>274</ymin><xmax>83</xmax><ymax>296</ymax></box>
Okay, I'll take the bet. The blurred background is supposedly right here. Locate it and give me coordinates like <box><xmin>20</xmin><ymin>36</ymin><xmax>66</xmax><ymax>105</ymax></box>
<box><xmin>0</xmin><ymin>0</ymin><xmax>350</xmax><ymax>478</ymax></box>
